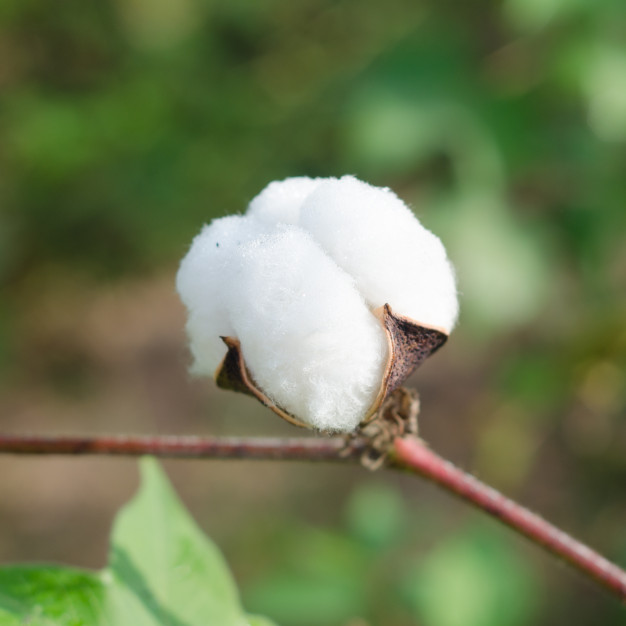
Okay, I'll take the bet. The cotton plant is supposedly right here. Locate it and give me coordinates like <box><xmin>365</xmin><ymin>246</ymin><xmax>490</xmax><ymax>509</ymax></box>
<box><xmin>177</xmin><ymin>175</ymin><xmax>458</xmax><ymax>433</ymax></box>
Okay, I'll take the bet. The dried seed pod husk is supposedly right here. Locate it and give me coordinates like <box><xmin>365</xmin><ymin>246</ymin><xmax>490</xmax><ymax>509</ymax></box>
<box><xmin>361</xmin><ymin>304</ymin><xmax>447</xmax><ymax>423</ymax></box>
<box><xmin>214</xmin><ymin>304</ymin><xmax>448</xmax><ymax>430</ymax></box>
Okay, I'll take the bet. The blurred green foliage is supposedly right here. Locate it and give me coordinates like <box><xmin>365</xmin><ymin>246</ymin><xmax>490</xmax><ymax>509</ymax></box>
<box><xmin>240</xmin><ymin>483</ymin><xmax>539</xmax><ymax>626</ymax></box>
<box><xmin>2</xmin><ymin>0</ymin><xmax>625</xmax><ymax>304</ymax></box>
<box><xmin>1</xmin><ymin>1</ymin><xmax>625</xmax><ymax>625</ymax></box>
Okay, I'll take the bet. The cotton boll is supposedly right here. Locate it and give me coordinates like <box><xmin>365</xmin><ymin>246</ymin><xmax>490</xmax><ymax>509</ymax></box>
<box><xmin>299</xmin><ymin>176</ymin><xmax>459</xmax><ymax>332</ymax></box>
<box><xmin>178</xmin><ymin>175</ymin><xmax>457</xmax><ymax>433</ymax></box>
<box><xmin>176</xmin><ymin>215</ymin><xmax>268</xmax><ymax>375</ymax></box>
<box><xmin>247</xmin><ymin>176</ymin><xmax>327</xmax><ymax>225</ymax></box>
<box><xmin>226</xmin><ymin>226</ymin><xmax>388</xmax><ymax>432</ymax></box>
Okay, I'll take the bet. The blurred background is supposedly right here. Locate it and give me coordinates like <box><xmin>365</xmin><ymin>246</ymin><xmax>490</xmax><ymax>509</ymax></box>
<box><xmin>1</xmin><ymin>0</ymin><xmax>625</xmax><ymax>624</ymax></box>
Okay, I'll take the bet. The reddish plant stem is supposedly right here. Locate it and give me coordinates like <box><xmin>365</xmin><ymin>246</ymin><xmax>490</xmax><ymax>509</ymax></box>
<box><xmin>392</xmin><ymin>436</ymin><xmax>626</xmax><ymax>603</ymax></box>
<box><xmin>0</xmin><ymin>432</ymin><xmax>624</xmax><ymax>603</ymax></box>
<box><xmin>0</xmin><ymin>434</ymin><xmax>361</xmax><ymax>461</ymax></box>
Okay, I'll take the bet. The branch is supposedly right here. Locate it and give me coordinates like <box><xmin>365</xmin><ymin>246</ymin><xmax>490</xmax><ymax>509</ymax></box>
<box><xmin>0</xmin><ymin>432</ymin><xmax>624</xmax><ymax>603</ymax></box>
<box><xmin>0</xmin><ymin>433</ymin><xmax>361</xmax><ymax>461</ymax></box>
<box><xmin>391</xmin><ymin>436</ymin><xmax>626</xmax><ymax>603</ymax></box>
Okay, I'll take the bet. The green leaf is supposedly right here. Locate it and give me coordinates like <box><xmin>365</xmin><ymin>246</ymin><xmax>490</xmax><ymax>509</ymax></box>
<box><xmin>107</xmin><ymin>457</ymin><xmax>244</xmax><ymax>625</ymax></box>
<box><xmin>0</xmin><ymin>458</ymin><xmax>278</xmax><ymax>626</ymax></box>
<box><xmin>0</xmin><ymin>566</ymin><xmax>105</xmax><ymax>626</ymax></box>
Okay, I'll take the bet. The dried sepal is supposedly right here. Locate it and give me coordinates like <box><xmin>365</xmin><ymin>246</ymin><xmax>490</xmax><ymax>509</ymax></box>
<box><xmin>215</xmin><ymin>336</ymin><xmax>309</xmax><ymax>429</ymax></box>
<box><xmin>362</xmin><ymin>304</ymin><xmax>447</xmax><ymax>423</ymax></box>
<box><xmin>215</xmin><ymin>304</ymin><xmax>448</xmax><ymax>431</ymax></box>
<box><xmin>343</xmin><ymin>387</ymin><xmax>421</xmax><ymax>470</ymax></box>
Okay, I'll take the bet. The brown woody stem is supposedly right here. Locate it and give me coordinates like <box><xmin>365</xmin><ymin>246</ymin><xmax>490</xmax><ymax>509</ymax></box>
<box><xmin>0</xmin><ymin>432</ymin><xmax>624</xmax><ymax>603</ymax></box>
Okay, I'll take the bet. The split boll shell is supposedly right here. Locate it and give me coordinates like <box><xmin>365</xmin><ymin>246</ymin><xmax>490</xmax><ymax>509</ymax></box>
<box><xmin>177</xmin><ymin>175</ymin><xmax>458</xmax><ymax>432</ymax></box>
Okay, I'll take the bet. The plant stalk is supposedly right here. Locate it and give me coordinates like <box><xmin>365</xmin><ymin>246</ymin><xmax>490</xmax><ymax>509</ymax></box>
<box><xmin>0</xmin><ymin>432</ymin><xmax>624</xmax><ymax>603</ymax></box>
<box><xmin>0</xmin><ymin>433</ymin><xmax>360</xmax><ymax>461</ymax></box>
<box><xmin>392</xmin><ymin>436</ymin><xmax>626</xmax><ymax>603</ymax></box>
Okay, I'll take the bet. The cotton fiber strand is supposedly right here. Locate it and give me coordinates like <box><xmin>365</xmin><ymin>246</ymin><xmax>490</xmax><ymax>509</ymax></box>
<box><xmin>227</xmin><ymin>226</ymin><xmax>387</xmax><ymax>432</ymax></box>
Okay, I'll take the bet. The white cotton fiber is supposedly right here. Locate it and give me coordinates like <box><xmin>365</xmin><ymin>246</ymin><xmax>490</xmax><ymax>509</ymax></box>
<box><xmin>298</xmin><ymin>176</ymin><xmax>458</xmax><ymax>332</ymax></box>
<box><xmin>176</xmin><ymin>215</ymin><xmax>268</xmax><ymax>376</ymax></box>
<box><xmin>177</xmin><ymin>175</ymin><xmax>459</xmax><ymax>432</ymax></box>
<box><xmin>247</xmin><ymin>176</ymin><xmax>325</xmax><ymax>225</ymax></box>
<box><xmin>225</xmin><ymin>226</ymin><xmax>388</xmax><ymax>432</ymax></box>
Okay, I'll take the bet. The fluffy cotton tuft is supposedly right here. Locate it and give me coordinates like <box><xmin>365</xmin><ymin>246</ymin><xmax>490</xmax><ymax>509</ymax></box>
<box><xmin>227</xmin><ymin>226</ymin><xmax>387</xmax><ymax>431</ymax></box>
<box><xmin>299</xmin><ymin>176</ymin><xmax>458</xmax><ymax>332</ymax></box>
<box><xmin>247</xmin><ymin>177</ymin><xmax>324</xmax><ymax>225</ymax></box>
<box><xmin>176</xmin><ymin>215</ymin><xmax>268</xmax><ymax>375</ymax></box>
<box><xmin>177</xmin><ymin>175</ymin><xmax>458</xmax><ymax>431</ymax></box>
